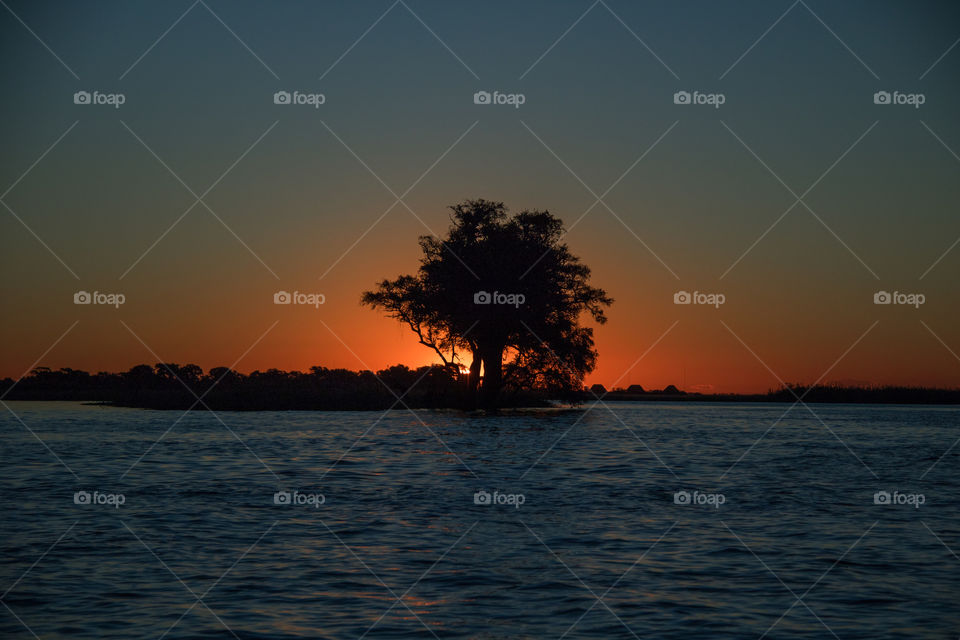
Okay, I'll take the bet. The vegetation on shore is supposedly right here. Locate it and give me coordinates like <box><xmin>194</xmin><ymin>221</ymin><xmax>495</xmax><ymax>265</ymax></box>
<box><xmin>4</xmin><ymin>366</ymin><xmax>959</xmax><ymax>409</ymax></box>
<box><xmin>0</xmin><ymin>364</ymin><xmax>554</xmax><ymax>410</ymax></box>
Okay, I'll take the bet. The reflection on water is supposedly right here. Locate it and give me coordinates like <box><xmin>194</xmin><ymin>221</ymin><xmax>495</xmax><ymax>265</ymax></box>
<box><xmin>0</xmin><ymin>401</ymin><xmax>957</xmax><ymax>638</ymax></box>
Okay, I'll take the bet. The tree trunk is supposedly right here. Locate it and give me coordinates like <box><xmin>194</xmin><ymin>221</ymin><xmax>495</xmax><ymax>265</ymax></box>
<box><xmin>480</xmin><ymin>344</ymin><xmax>504</xmax><ymax>410</ymax></box>
<box><xmin>467</xmin><ymin>354</ymin><xmax>481</xmax><ymax>391</ymax></box>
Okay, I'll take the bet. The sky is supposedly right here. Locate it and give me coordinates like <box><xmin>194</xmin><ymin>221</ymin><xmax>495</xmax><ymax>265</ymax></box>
<box><xmin>1</xmin><ymin>0</ymin><xmax>959</xmax><ymax>393</ymax></box>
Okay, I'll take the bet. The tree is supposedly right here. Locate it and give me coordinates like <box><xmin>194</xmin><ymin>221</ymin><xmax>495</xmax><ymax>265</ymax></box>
<box><xmin>362</xmin><ymin>199</ymin><xmax>612</xmax><ymax>408</ymax></box>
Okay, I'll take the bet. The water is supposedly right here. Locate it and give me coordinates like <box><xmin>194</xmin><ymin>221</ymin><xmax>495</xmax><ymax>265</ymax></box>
<box><xmin>0</xmin><ymin>401</ymin><xmax>957</xmax><ymax>639</ymax></box>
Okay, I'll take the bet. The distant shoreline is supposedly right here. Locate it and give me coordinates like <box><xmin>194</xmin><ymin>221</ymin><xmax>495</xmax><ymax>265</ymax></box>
<box><xmin>4</xmin><ymin>390</ymin><xmax>959</xmax><ymax>411</ymax></box>
<box><xmin>594</xmin><ymin>392</ymin><xmax>960</xmax><ymax>405</ymax></box>
<box><xmin>5</xmin><ymin>366</ymin><xmax>959</xmax><ymax>410</ymax></box>
<box><xmin>594</xmin><ymin>386</ymin><xmax>960</xmax><ymax>405</ymax></box>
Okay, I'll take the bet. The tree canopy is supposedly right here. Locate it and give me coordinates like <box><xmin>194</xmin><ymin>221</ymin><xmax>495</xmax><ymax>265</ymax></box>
<box><xmin>362</xmin><ymin>199</ymin><xmax>612</xmax><ymax>408</ymax></box>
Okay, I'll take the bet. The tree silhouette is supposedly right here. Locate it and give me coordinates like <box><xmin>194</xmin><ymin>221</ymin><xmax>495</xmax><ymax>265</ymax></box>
<box><xmin>362</xmin><ymin>199</ymin><xmax>612</xmax><ymax>408</ymax></box>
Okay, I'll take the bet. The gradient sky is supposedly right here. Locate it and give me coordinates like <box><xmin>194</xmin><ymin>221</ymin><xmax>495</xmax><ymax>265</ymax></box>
<box><xmin>1</xmin><ymin>0</ymin><xmax>959</xmax><ymax>393</ymax></box>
